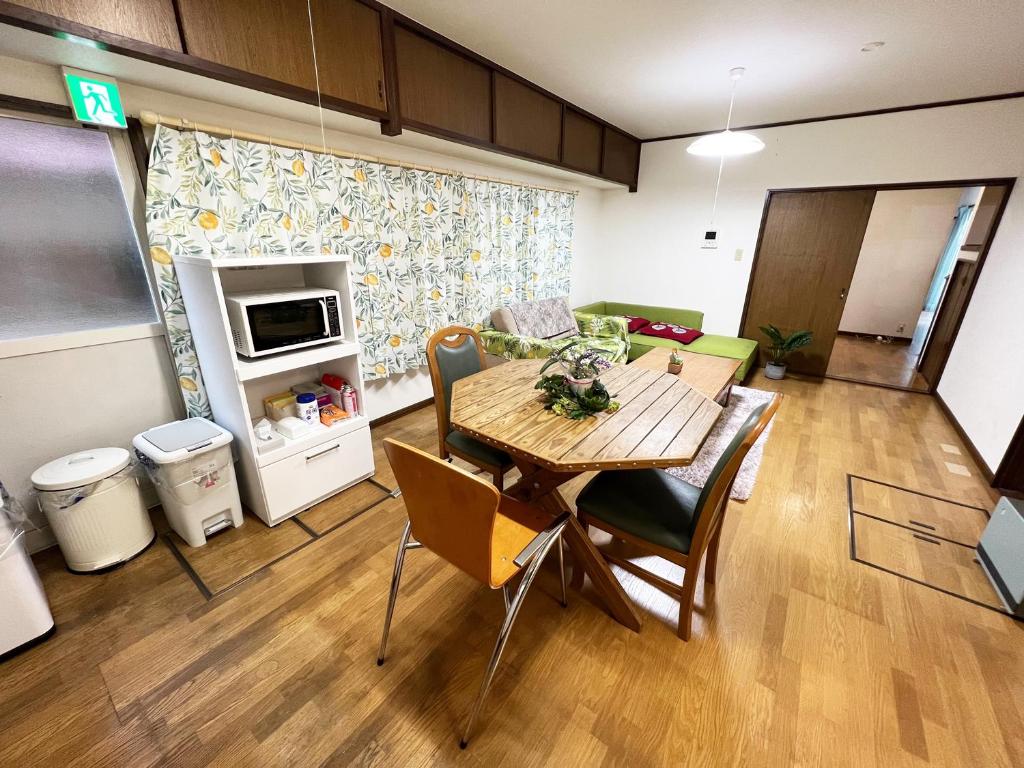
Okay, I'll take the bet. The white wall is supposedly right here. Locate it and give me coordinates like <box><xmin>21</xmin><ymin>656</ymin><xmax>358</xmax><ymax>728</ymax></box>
<box><xmin>839</xmin><ymin>187</ymin><xmax>964</xmax><ymax>338</ymax></box>
<box><xmin>591</xmin><ymin>99</ymin><xmax>1024</xmax><ymax>471</ymax></box>
<box><xmin>0</xmin><ymin>53</ymin><xmax>609</xmax><ymax>543</ymax></box>
<box><xmin>0</xmin><ymin>338</ymin><xmax>184</xmax><ymax>551</ymax></box>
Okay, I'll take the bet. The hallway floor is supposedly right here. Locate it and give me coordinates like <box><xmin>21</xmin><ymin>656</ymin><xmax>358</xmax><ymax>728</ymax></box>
<box><xmin>827</xmin><ymin>334</ymin><xmax>930</xmax><ymax>391</ymax></box>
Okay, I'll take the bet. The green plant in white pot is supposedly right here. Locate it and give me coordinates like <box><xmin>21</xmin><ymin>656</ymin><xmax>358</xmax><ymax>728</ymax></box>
<box><xmin>759</xmin><ymin>324</ymin><xmax>813</xmax><ymax>380</ymax></box>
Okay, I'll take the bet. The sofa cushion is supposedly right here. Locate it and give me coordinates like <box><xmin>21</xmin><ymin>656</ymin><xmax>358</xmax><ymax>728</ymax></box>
<box><xmin>509</xmin><ymin>297</ymin><xmax>577</xmax><ymax>339</ymax></box>
<box><xmin>479</xmin><ymin>330</ymin><xmax>628</xmax><ymax>364</ymax></box>
<box><xmin>603</xmin><ymin>302</ymin><xmax>704</xmax><ymax>331</ymax></box>
<box><xmin>490</xmin><ymin>306</ymin><xmax>519</xmax><ymax>334</ymax></box>
<box><xmin>637</xmin><ymin>322</ymin><xmax>704</xmax><ymax>344</ymax></box>
<box><xmin>623</xmin><ymin>315</ymin><xmax>650</xmax><ymax>333</ymax></box>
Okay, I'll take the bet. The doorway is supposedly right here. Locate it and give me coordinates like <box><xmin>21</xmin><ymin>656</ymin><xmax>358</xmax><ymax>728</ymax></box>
<box><xmin>740</xmin><ymin>179</ymin><xmax>1013</xmax><ymax>394</ymax></box>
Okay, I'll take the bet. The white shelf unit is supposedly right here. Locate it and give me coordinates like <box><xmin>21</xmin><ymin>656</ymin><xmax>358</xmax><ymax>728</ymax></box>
<box><xmin>174</xmin><ymin>256</ymin><xmax>374</xmax><ymax>526</ymax></box>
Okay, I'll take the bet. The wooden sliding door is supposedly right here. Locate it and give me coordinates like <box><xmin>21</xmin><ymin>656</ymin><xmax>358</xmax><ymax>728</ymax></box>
<box><xmin>742</xmin><ymin>190</ymin><xmax>876</xmax><ymax>376</ymax></box>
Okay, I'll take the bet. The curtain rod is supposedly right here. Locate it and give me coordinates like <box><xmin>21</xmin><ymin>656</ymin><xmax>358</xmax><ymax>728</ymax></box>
<box><xmin>138</xmin><ymin>111</ymin><xmax>579</xmax><ymax>196</ymax></box>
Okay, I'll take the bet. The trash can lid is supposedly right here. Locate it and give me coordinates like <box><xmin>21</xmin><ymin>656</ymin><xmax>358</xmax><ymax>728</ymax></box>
<box><xmin>133</xmin><ymin>417</ymin><xmax>233</xmax><ymax>464</ymax></box>
<box><xmin>31</xmin><ymin>447</ymin><xmax>131</xmax><ymax>491</ymax></box>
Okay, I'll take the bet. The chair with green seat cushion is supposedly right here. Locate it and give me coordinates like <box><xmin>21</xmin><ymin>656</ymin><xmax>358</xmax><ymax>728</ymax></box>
<box><xmin>575</xmin><ymin>394</ymin><xmax>782</xmax><ymax>640</ymax></box>
<box><xmin>427</xmin><ymin>325</ymin><xmax>514</xmax><ymax>490</ymax></box>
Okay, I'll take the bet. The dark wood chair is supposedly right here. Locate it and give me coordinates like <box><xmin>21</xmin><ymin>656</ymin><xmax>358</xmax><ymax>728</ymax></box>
<box><xmin>377</xmin><ymin>438</ymin><xmax>567</xmax><ymax>748</ymax></box>
<box><xmin>426</xmin><ymin>325</ymin><xmax>514</xmax><ymax>490</ymax></box>
<box><xmin>575</xmin><ymin>394</ymin><xmax>781</xmax><ymax>640</ymax></box>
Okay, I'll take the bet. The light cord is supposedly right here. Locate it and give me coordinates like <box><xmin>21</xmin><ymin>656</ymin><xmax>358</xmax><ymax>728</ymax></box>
<box><xmin>710</xmin><ymin>74</ymin><xmax>740</xmax><ymax>227</ymax></box>
<box><xmin>306</xmin><ymin>0</ymin><xmax>328</xmax><ymax>154</ymax></box>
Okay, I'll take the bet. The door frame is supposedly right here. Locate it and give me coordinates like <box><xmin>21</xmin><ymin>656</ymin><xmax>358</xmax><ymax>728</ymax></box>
<box><xmin>738</xmin><ymin>177</ymin><xmax>1016</xmax><ymax>394</ymax></box>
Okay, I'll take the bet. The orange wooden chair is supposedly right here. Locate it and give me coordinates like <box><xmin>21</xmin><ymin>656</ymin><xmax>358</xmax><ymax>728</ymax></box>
<box><xmin>426</xmin><ymin>325</ymin><xmax>514</xmax><ymax>489</ymax></box>
<box><xmin>576</xmin><ymin>395</ymin><xmax>781</xmax><ymax>640</ymax></box>
<box><xmin>377</xmin><ymin>438</ymin><xmax>568</xmax><ymax>748</ymax></box>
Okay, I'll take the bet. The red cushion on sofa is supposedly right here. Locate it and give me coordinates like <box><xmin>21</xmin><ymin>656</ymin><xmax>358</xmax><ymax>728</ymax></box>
<box><xmin>637</xmin><ymin>322</ymin><xmax>704</xmax><ymax>344</ymax></box>
<box><xmin>622</xmin><ymin>315</ymin><xmax>650</xmax><ymax>333</ymax></box>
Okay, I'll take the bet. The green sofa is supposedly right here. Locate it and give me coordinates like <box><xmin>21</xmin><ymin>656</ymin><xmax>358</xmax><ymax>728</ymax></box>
<box><xmin>479</xmin><ymin>298</ymin><xmax>630</xmax><ymax>365</ymax></box>
<box><xmin>575</xmin><ymin>301</ymin><xmax>758</xmax><ymax>381</ymax></box>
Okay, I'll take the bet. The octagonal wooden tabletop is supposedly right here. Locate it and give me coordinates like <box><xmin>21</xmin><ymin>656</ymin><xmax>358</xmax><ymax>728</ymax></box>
<box><xmin>450</xmin><ymin>359</ymin><xmax>723</xmax><ymax>473</ymax></box>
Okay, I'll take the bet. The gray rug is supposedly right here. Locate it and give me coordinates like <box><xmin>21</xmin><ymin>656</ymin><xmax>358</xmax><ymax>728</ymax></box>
<box><xmin>666</xmin><ymin>385</ymin><xmax>775</xmax><ymax>501</ymax></box>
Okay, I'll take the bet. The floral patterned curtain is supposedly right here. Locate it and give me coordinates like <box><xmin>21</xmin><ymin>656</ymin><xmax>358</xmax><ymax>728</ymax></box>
<box><xmin>145</xmin><ymin>125</ymin><xmax>575</xmax><ymax>414</ymax></box>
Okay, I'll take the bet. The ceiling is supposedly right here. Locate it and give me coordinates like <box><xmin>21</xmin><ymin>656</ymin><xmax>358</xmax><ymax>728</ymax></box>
<box><xmin>386</xmin><ymin>0</ymin><xmax>1024</xmax><ymax>139</ymax></box>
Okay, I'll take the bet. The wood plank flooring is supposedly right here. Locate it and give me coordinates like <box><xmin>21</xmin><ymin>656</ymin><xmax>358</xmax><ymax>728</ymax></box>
<box><xmin>2</xmin><ymin>373</ymin><xmax>1021</xmax><ymax>767</ymax></box>
<box><xmin>827</xmin><ymin>335</ymin><xmax>930</xmax><ymax>391</ymax></box>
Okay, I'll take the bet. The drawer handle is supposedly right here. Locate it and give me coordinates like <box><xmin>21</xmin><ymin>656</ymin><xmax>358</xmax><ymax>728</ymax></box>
<box><xmin>912</xmin><ymin>533</ymin><xmax>941</xmax><ymax>546</ymax></box>
<box><xmin>908</xmin><ymin>519</ymin><xmax>936</xmax><ymax>530</ymax></box>
<box><xmin>306</xmin><ymin>444</ymin><xmax>340</xmax><ymax>462</ymax></box>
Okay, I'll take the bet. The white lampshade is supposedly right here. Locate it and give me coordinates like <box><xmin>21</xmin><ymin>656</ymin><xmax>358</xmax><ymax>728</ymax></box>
<box><xmin>686</xmin><ymin>129</ymin><xmax>765</xmax><ymax>157</ymax></box>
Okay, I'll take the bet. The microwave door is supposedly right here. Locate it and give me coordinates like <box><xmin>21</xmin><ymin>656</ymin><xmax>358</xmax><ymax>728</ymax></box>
<box><xmin>318</xmin><ymin>298</ymin><xmax>330</xmax><ymax>337</ymax></box>
<box><xmin>246</xmin><ymin>298</ymin><xmax>328</xmax><ymax>353</ymax></box>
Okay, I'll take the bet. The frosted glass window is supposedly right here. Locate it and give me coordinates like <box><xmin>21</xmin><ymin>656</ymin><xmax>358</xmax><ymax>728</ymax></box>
<box><xmin>0</xmin><ymin>116</ymin><xmax>157</xmax><ymax>341</ymax></box>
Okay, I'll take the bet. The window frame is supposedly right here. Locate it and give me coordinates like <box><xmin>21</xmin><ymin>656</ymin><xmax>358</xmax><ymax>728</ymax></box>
<box><xmin>0</xmin><ymin>108</ymin><xmax>165</xmax><ymax>360</ymax></box>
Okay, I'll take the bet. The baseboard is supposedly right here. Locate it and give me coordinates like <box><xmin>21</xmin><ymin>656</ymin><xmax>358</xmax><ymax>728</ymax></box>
<box><xmin>934</xmin><ymin>392</ymin><xmax>995</xmax><ymax>483</ymax></box>
<box><xmin>369</xmin><ymin>397</ymin><xmax>434</xmax><ymax>428</ymax></box>
<box><xmin>837</xmin><ymin>330</ymin><xmax>913</xmax><ymax>344</ymax></box>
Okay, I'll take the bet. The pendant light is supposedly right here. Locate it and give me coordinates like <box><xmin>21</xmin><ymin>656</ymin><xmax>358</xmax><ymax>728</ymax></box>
<box><xmin>687</xmin><ymin>68</ymin><xmax>764</xmax><ymax>157</ymax></box>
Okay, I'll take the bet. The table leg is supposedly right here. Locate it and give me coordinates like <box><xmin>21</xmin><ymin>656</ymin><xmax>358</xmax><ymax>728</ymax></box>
<box><xmin>560</xmin><ymin>513</ymin><xmax>641</xmax><ymax>631</ymax></box>
<box><xmin>509</xmin><ymin>466</ymin><xmax>642</xmax><ymax>633</ymax></box>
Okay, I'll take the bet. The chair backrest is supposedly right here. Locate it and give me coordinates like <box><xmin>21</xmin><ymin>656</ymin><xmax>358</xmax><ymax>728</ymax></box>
<box><xmin>383</xmin><ymin>438</ymin><xmax>501</xmax><ymax>587</ymax></box>
<box><xmin>688</xmin><ymin>394</ymin><xmax>781</xmax><ymax>550</ymax></box>
<box><xmin>426</xmin><ymin>326</ymin><xmax>486</xmax><ymax>454</ymax></box>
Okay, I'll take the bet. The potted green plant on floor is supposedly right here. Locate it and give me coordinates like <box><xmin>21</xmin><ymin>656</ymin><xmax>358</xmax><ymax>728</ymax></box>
<box><xmin>759</xmin><ymin>324</ymin><xmax>813</xmax><ymax>380</ymax></box>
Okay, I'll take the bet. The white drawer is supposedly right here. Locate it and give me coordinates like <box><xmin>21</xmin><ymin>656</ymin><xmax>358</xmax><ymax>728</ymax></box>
<box><xmin>261</xmin><ymin>425</ymin><xmax>373</xmax><ymax>522</ymax></box>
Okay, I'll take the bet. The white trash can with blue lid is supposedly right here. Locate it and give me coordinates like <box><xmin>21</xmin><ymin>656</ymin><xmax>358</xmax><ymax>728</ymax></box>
<box><xmin>133</xmin><ymin>417</ymin><xmax>243</xmax><ymax>547</ymax></box>
<box><xmin>31</xmin><ymin>447</ymin><xmax>153</xmax><ymax>572</ymax></box>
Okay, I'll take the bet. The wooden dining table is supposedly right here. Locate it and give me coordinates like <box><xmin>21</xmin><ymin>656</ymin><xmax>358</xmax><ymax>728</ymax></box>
<box><xmin>450</xmin><ymin>358</ymin><xmax>723</xmax><ymax>631</ymax></box>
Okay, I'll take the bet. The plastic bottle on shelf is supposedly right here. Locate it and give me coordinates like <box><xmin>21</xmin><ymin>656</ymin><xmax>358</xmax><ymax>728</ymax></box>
<box><xmin>296</xmin><ymin>393</ymin><xmax>319</xmax><ymax>426</ymax></box>
<box><xmin>341</xmin><ymin>385</ymin><xmax>358</xmax><ymax>416</ymax></box>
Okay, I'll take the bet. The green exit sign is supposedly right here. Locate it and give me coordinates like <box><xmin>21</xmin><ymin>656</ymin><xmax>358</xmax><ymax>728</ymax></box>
<box><xmin>62</xmin><ymin>68</ymin><xmax>126</xmax><ymax>128</ymax></box>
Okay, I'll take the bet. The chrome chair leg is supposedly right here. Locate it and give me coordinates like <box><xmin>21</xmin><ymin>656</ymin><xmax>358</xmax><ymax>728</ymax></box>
<box><xmin>557</xmin><ymin>541</ymin><xmax>567</xmax><ymax>608</ymax></box>
<box><xmin>501</xmin><ymin>583</ymin><xmax>511</xmax><ymax>614</ymax></box>
<box><xmin>460</xmin><ymin>527</ymin><xmax>566</xmax><ymax>749</ymax></box>
<box><xmin>377</xmin><ymin>520</ymin><xmax>413</xmax><ymax>666</ymax></box>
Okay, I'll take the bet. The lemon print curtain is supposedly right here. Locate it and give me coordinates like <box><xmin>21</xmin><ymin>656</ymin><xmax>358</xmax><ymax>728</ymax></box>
<box><xmin>145</xmin><ymin>125</ymin><xmax>575</xmax><ymax>414</ymax></box>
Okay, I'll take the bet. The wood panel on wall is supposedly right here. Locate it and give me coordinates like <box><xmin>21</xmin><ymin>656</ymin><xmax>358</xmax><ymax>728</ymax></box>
<box><xmin>493</xmin><ymin>73</ymin><xmax>561</xmax><ymax>162</ymax></box>
<box><xmin>177</xmin><ymin>0</ymin><xmax>316</xmax><ymax>92</ymax></box>
<box><xmin>5</xmin><ymin>0</ymin><xmax>182</xmax><ymax>50</ymax></box>
<box><xmin>0</xmin><ymin>0</ymin><xmax>642</xmax><ymax>187</ymax></box>
<box><xmin>562</xmin><ymin>108</ymin><xmax>603</xmax><ymax>175</ymax></box>
<box><xmin>310</xmin><ymin>0</ymin><xmax>386</xmax><ymax>110</ymax></box>
<box><xmin>395</xmin><ymin>26</ymin><xmax>491</xmax><ymax>143</ymax></box>
<box><xmin>602</xmin><ymin>127</ymin><xmax>641</xmax><ymax>187</ymax></box>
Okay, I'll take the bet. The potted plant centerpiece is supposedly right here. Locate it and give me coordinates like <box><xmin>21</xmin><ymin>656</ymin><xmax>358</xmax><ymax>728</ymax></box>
<box><xmin>759</xmin><ymin>324</ymin><xmax>813</xmax><ymax>380</ymax></box>
<box><xmin>535</xmin><ymin>341</ymin><xmax>620</xmax><ymax>420</ymax></box>
<box><xmin>540</xmin><ymin>340</ymin><xmax>613</xmax><ymax>395</ymax></box>
<box><xmin>667</xmin><ymin>348</ymin><xmax>684</xmax><ymax>375</ymax></box>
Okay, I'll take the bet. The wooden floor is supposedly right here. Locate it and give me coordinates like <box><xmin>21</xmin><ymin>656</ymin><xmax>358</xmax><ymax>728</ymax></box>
<box><xmin>3</xmin><ymin>373</ymin><xmax>1022</xmax><ymax>767</ymax></box>
<box><xmin>827</xmin><ymin>335</ymin><xmax>930</xmax><ymax>391</ymax></box>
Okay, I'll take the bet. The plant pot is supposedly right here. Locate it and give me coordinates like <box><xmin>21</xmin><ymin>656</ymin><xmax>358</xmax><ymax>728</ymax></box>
<box><xmin>667</xmin><ymin>362</ymin><xmax>683</xmax><ymax>375</ymax></box>
<box><xmin>566</xmin><ymin>374</ymin><xmax>596</xmax><ymax>396</ymax></box>
<box><xmin>764</xmin><ymin>361</ymin><xmax>787</xmax><ymax>380</ymax></box>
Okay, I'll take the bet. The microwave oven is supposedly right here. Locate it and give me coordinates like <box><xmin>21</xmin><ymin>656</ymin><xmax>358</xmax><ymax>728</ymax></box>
<box><xmin>224</xmin><ymin>288</ymin><xmax>343</xmax><ymax>358</ymax></box>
